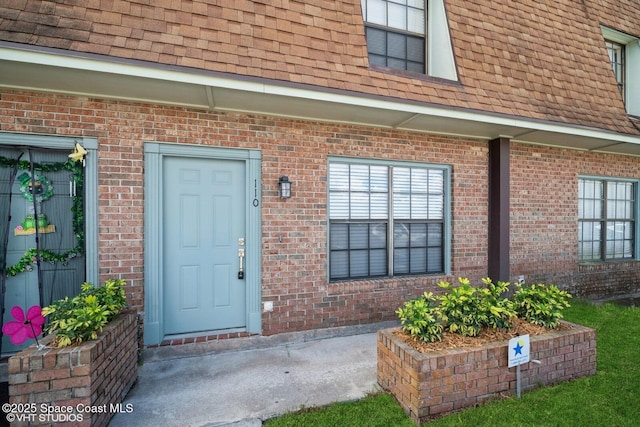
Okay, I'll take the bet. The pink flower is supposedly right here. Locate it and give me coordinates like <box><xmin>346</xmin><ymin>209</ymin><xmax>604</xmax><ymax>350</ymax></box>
<box><xmin>2</xmin><ymin>306</ymin><xmax>45</xmax><ymax>345</ymax></box>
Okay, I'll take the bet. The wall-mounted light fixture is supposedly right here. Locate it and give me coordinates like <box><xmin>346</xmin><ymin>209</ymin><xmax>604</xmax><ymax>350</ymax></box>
<box><xmin>279</xmin><ymin>176</ymin><xmax>292</xmax><ymax>199</ymax></box>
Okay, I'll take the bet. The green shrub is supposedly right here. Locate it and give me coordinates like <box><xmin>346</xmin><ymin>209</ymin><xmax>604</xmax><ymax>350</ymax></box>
<box><xmin>512</xmin><ymin>283</ymin><xmax>572</xmax><ymax>328</ymax></box>
<box><xmin>396</xmin><ymin>277</ymin><xmax>572</xmax><ymax>342</ymax></box>
<box><xmin>437</xmin><ymin>278</ymin><xmax>485</xmax><ymax>337</ymax></box>
<box><xmin>396</xmin><ymin>292</ymin><xmax>443</xmax><ymax>342</ymax></box>
<box><xmin>41</xmin><ymin>278</ymin><xmax>127</xmax><ymax>347</ymax></box>
<box><xmin>477</xmin><ymin>277</ymin><xmax>517</xmax><ymax>330</ymax></box>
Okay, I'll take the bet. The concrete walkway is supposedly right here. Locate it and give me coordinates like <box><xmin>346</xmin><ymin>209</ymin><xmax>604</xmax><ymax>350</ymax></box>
<box><xmin>108</xmin><ymin>322</ymin><xmax>395</xmax><ymax>427</ymax></box>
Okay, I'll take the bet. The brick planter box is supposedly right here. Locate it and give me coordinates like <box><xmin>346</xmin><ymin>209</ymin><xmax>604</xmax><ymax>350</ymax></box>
<box><xmin>8</xmin><ymin>310</ymin><xmax>138</xmax><ymax>427</ymax></box>
<box><xmin>377</xmin><ymin>322</ymin><xmax>596</xmax><ymax>425</ymax></box>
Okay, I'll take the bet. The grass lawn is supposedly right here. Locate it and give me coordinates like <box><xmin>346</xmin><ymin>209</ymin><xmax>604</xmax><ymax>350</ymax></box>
<box><xmin>265</xmin><ymin>301</ymin><xmax>640</xmax><ymax>426</ymax></box>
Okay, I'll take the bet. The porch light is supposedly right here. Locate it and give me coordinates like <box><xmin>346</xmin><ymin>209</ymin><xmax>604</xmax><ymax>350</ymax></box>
<box><xmin>279</xmin><ymin>176</ymin><xmax>292</xmax><ymax>199</ymax></box>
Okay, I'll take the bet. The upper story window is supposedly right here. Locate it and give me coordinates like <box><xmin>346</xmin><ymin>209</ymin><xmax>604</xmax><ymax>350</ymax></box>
<box><xmin>328</xmin><ymin>159</ymin><xmax>450</xmax><ymax>281</ymax></box>
<box><xmin>605</xmin><ymin>40</ymin><xmax>625</xmax><ymax>101</ymax></box>
<box><xmin>578</xmin><ymin>177</ymin><xmax>637</xmax><ymax>262</ymax></box>
<box><xmin>361</xmin><ymin>0</ymin><xmax>458</xmax><ymax>80</ymax></box>
<box><xmin>361</xmin><ymin>0</ymin><xmax>426</xmax><ymax>73</ymax></box>
<box><xmin>601</xmin><ymin>26</ymin><xmax>640</xmax><ymax>116</ymax></box>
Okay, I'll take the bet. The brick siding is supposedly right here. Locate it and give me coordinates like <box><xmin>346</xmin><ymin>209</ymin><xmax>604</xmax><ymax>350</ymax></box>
<box><xmin>7</xmin><ymin>310</ymin><xmax>138</xmax><ymax>427</ymax></box>
<box><xmin>1</xmin><ymin>89</ymin><xmax>639</xmax><ymax>340</ymax></box>
<box><xmin>377</xmin><ymin>324</ymin><xmax>597</xmax><ymax>424</ymax></box>
<box><xmin>510</xmin><ymin>143</ymin><xmax>640</xmax><ymax>299</ymax></box>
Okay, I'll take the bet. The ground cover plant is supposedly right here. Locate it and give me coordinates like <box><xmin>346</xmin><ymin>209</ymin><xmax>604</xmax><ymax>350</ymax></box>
<box><xmin>265</xmin><ymin>300</ymin><xmax>640</xmax><ymax>426</ymax></box>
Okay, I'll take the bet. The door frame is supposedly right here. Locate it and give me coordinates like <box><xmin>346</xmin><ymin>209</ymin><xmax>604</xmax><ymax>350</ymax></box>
<box><xmin>144</xmin><ymin>142</ymin><xmax>262</xmax><ymax>345</ymax></box>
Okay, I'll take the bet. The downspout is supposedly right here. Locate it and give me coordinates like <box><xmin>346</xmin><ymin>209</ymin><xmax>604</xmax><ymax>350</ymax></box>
<box><xmin>488</xmin><ymin>137</ymin><xmax>510</xmax><ymax>283</ymax></box>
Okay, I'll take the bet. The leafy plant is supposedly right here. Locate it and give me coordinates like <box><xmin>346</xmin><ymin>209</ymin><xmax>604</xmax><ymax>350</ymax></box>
<box><xmin>477</xmin><ymin>277</ymin><xmax>517</xmax><ymax>330</ymax></box>
<box><xmin>512</xmin><ymin>283</ymin><xmax>572</xmax><ymax>328</ymax></box>
<box><xmin>41</xmin><ymin>279</ymin><xmax>127</xmax><ymax>347</ymax></box>
<box><xmin>436</xmin><ymin>278</ymin><xmax>480</xmax><ymax>336</ymax></box>
<box><xmin>397</xmin><ymin>277</ymin><xmax>572</xmax><ymax>342</ymax></box>
<box><xmin>396</xmin><ymin>292</ymin><xmax>443</xmax><ymax>342</ymax></box>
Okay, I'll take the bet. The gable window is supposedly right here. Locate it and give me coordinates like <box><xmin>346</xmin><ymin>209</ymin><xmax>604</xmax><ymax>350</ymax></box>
<box><xmin>605</xmin><ymin>40</ymin><xmax>625</xmax><ymax>100</ymax></box>
<box><xmin>578</xmin><ymin>177</ymin><xmax>637</xmax><ymax>262</ymax></box>
<box><xmin>360</xmin><ymin>0</ymin><xmax>458</xmax><ymax>80</ymax></box>
<box><xmin>601</xmin><ymin>26</ymin><xmax>640</xmax><ymax>116</ymax></box>
<box><xmin>361</xmin><ymin>0</ymin><xmax>426</xmax><ymax>73</ymax></box>
<box><xmin>328</xmin><ymin>159</ymin><xmax>449</xmax><ymax>281</ymax></box>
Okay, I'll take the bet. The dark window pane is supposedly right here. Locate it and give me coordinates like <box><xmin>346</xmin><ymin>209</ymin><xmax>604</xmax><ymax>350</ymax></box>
<box><xmin>367</xmin><ymin>27</ymin><xmax>387</xmax><ymax>55</ymax></box>
<box><xmin>394</xmin><ymin>248</ymin><xmax>409</xmax><ymax>273</ymax></box>
<box><xmin>369</xmin><ymin>55</ymin><xmax>387</xmax><ymax>67</ymax></box>
<box><xmin>350</xmin><ymin>224</ymin><xmax>369</xmax><ymax>249</ymax></box>
<box><xmin>393</xmin><ymin>221</ymin><xmax>443</xmax><ymax>276</ymax></box>
<box><xmin>427</xmin><ymin>247</ymin><xmax>443</xmax><ymax>272</ymax></box>
<box><xmin>365</xmin><ymin>26</ymin><xmax>424</xmax><ymax>72</ymax></box>
<box><xmin>410</xmin><ymin>248</ymin><xmax>427</xmax><ymax>273</ymax></box>
<box><xmin>427</xmin><ymin>223</ymin><xmax>442</xmax><ymax>246</ymax></box>
<box><xmin>350</xmin><ymin>250</ymin><xmax>368</xmax><ymax>277</ymax></box>
<box><xmin>370</xmin><ymin>223</ymin><xmax>387</xmax><ymax>249</ymax></box>
<box><xmin>370</xmin><ymin>249</ymin><xmax>387</xmax><ymax>275</ymax></box>
<box><xmin>394</xmin><ymin>223</ymin><xmax>410</xmax><ymax>248</ymax></box>
<box><xmin>330</xmin><ymin>223</ymin><xmax>348</xmax><ymax>250</ymax></box>
<box><xmin>330</xmin><ymin>254</ymin><xmax>348</xmax><ymax>279</ymax></box>
<box><xmin>387</xmin><ymin>33</ymin><xmax>406</xmax><ymax>58</ymax></box>
<box><xmin>407</xmin><ymin>37</ymin><xmax>425</xmax><ymax>62</ymax></box>
<box><xmin>411</xmin><ymin>223</ymin><xmax>427</xmax><ymax>247</ymax></box>
<box><xmin>388</xmin><ymin>58</ymin><xmax>406</xmax><ymax>69</ymax></box>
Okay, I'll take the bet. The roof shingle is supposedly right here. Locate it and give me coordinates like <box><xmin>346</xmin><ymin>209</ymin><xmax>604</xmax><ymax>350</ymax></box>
<box><xmin>0</xmin><ymin>0</ymin><xmax>638</xmax><ymax>135</ymax></box>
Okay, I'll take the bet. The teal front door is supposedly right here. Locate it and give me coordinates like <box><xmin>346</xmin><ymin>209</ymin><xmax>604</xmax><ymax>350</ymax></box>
<box><xmin>162</xmin><ymin>156</ymin><xmax>246</xmax><ymax>335</ymax></box>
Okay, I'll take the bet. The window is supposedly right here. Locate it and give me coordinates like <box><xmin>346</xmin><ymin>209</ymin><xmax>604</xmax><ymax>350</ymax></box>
<box><xmin>361</xmin><ymin>0</ymin><xmax>426</xmax><ymax>73</ymax></box>
<box><xmin>601</xmin><ymin>26</ymin><xmax>640</xmax><ymax>115</ymax></box>
<box><xmin>578</xmin><ymin>178</ymin><xmax>637</xmax><ymax>262</ymax></box>
<box><xmin>605</xmin><ymin>40</ymin><xmax>625</xmax><ymax>100</ymax></box>
<box><xmin>328</xmin><ymin>160</ymin><xmax>449</xmax><ymax>281</ymax></box>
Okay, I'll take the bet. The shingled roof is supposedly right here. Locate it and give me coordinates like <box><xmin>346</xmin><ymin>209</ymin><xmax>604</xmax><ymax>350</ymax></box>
<box><xmin>1</xmin><ymin>0</ymin><xmax>638</xmax><ymax>136</ymax></box>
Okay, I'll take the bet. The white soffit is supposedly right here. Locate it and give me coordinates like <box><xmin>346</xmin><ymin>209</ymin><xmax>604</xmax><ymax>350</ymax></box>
<box><xmin>1</xmin><ymin>43</ymin><xmax>640</xmax><ymax>155</ymax></box>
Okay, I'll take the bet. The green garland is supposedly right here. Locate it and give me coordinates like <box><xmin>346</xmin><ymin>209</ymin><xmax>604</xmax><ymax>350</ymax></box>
<box><xmin>1</xmin><ymin>156</ymin><xmax>85</xmax><ymax>277</ymax></box>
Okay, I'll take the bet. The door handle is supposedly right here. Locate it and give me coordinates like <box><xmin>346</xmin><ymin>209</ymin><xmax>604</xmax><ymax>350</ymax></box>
<box><xmin>238</xmin><ymin>248</ymin><xmax>245</xmax><ymax>279</ymax></box>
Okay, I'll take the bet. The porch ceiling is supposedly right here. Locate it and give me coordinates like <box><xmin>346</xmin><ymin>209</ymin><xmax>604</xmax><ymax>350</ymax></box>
<box><xmin>2</xmin><ymin>44</ymin><xmax>640</xmax><ymax>156</ymax></box>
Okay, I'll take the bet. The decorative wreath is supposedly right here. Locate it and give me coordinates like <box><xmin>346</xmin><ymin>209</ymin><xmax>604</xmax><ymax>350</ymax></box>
<box><xmin>0</xmin><ymin>155</ymin><xmax>85</xmax><ymax>276</ymax></box>
<box><xmin>17</xmin><ymin>171</ymin><xmax>54</xmax><ymax>203</ymax></box>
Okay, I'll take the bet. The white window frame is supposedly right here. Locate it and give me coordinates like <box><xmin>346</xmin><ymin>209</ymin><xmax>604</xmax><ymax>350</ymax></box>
<box><xmin>601</xmin><ymin>26</ymin><xmax>640</xmax><ymax>116</ymax></box>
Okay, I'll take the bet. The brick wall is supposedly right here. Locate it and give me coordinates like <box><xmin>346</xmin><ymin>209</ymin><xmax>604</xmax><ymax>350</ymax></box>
<box><xmin>8</xmin><ymin>311</ymin><xmax>138</xmax><ymax>427</ymax></box>
<box><xmin>377</xmin><ymin>324</ymin><xmax>597</xmax><ymax>424</ymax></box>
<box><xmin>1</xmin><ymin>89</ymin><xmax>638</xmax><ymax>340</ymax></box>
<box><xmin>510</xmin><ymin>143</ymin><xmax>640</xmax><ymax>299</ymax></box>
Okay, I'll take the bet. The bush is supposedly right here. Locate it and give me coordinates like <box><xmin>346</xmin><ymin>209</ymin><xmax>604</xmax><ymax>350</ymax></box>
<box><xmin>477</xmin><ymin>277</ymin><xmax>517</xmax><ymax>330</ymax></box>
<box><xmin>512</xmin><ymin>283</ymin><xmax>572</xmax><ymax>328</ymax></box>
<box><xmin>397</xmin><ymin>277</ymin><xmax>571</xmax><ymax>341</ymax></box>
<box><xmin>437</xmin><ymin>278</ymin><xmax>485</xmax><ymax>337</ymax></box>
<box><xmin>396</xmin><ymin>292</ymin><xmax>443</xmax><ymax>342</ymax></box>
<box><xmin>41</xmin><ymin>278</ymin><xmax>127</xmax><ymax>347</ymax></box>
<box><xmin>437</xmin><ymin>278</ymin><xmax>517</xmax><ymax>337</ymax></box>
